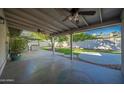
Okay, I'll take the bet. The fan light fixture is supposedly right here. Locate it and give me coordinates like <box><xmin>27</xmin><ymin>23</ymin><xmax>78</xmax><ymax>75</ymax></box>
<box><xmin>63</xmin><ymin>8</ymin><xmax>96</xmax><ymax>23</ymax></box>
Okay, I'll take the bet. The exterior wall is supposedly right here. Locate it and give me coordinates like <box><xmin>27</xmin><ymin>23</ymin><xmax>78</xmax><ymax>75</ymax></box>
<box><xmin>121</xmin><ymin>10</ymin><xmax>124</xmax><ymax>76</ymax></box>
<box><xmin>0</xmin><ymin>9</ymin><xmax>8</xmax><ymax>76</ymax></box>
<box><xmin>39</xmin><ymin>41</ymin><xmax>50</xmax><ymax>47</ymax></box>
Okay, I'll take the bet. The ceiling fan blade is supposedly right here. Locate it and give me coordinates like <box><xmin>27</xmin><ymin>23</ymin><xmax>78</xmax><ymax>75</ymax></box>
<box><xmin>64</xmin><ymin>8</ymin><xmax>79</xmax><ymax>13</ymax></box>
<box><xmin>70</xmin><ymin>8</ymin><xmax>79</xmax><ymax>13</ymax></box>
<box><xmin>79</xmin><ymin>11</ymin><xmax>96</xmax><ymax>15</ymax></box>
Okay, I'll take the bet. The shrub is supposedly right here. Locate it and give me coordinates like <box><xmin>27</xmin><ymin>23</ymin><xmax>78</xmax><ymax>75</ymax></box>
<box><xmin>10</xmin><ymin>37</ymin><xmax>28</xmax><ymax>54</ymax></box>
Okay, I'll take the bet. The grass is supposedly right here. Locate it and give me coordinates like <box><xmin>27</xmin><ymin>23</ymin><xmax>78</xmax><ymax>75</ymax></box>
<box><xmin>73</xmin><ymin>48</ymin><xmax>121</xmax><ymax>54</ymax></box>
<box><xmin>42</xmin><ymin>47</ymin><xmax>121</xmax><ymax>55</ymax></box>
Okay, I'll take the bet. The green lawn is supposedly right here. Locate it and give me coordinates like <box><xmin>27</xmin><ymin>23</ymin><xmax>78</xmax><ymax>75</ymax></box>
<box><xmin>42</xmin><ymin>47</ymin><xmax>121</xmax><ymax>55</ymax></box>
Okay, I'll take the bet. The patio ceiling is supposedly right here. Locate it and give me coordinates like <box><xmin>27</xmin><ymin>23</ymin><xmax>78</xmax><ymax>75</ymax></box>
<box><xmin>4</xmin><ymin>8</ymin><xmax>123</xmax><ymax>36</ymax></box>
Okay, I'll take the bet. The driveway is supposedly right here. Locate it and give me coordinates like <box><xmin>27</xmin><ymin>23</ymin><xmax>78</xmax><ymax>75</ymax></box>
<box><xmin>79</xmin><ymin>52</ymin><xmax>121</xmax><ymax>65</ymax></box>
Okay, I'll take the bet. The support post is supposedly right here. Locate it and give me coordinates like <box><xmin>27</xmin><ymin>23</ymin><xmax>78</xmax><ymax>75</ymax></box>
<box><xmin>121</xmin><ymin>23</ymin><xmax>124</xmax><ymax>75</ymax></box>
<box><xmin>51</xmin><ymin>36</ymin><xmax>55</xmax><ymax>55</ymax></box>
<box><xmin>70</xmin><ymin>33</ymin><xmax>73</xmax><ymax>60</ymax></box>
<box><xmin>121</xmin><ymin>10</ymin><xmax>124</xmax><ymax>76</ymax></box>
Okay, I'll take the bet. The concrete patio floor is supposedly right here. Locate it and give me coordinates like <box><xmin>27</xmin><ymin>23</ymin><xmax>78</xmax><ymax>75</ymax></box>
<box><xmin>0</xmin><ymin>50</ymin><xmax>124</xmax><ymax>84</ymax></box>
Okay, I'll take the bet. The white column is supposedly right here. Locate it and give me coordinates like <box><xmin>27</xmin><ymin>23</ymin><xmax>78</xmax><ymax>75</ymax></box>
<box><xmin>70</xmin><ymin>34</ymin><xmax>73</xmax><ymax>60</ymax></box>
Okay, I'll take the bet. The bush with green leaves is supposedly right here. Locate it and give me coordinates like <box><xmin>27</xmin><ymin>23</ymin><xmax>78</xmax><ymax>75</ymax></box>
<box><xmin>9</xmin><ymin>27</ymin><xmax>22</xmax><ymax>37</ymax></box>
<box><xmin>8</xmin><ymin>27</ymin><xmax>28</xmax><ymax>54</ymax></box>
<box><xmin>10</xmin><ymin>38</ymin><xmax>28</xmax><ymax>54</ymax></box>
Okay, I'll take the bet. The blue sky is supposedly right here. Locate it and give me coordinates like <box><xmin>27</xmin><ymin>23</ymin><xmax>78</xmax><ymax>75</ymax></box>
<box><xmin>84</xmin><ymin>25</ymin><xmax>121</xmax><ymax>35</ymax></box>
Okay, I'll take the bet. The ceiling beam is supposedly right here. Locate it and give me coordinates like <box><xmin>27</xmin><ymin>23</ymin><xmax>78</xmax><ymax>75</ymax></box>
<box><xmin>8</xmin><ymin>24</ymin><xmax>49</xmax><ymax>35</ymax></box>
<box><xmin>80</xmin><ymin>16</ymin><xmax>89</xmax><ymax>26</ymax></box>
<box><xmin>99</xmin><ymin>8</ymin><xmax>103</xmax><ymax>23</ymax></box>
<box><xmin>7</xmin><ymin>18</ymin><xmax>38</xmax><ymax>29</ymax></box>
<box><xmin>5</xmin><ymin>11</ymin><xmax>57</xmax><ymax>33</ymax></box>
<box><xmin>52</xmin><ymin>20</ymin><xmax>121</xmax><ymax>36</ymax></box>
<box><xmin>8</xmin><ymin>25</ymin><xmax>35</xmax><ymax>32</ymax></box>
<box><xmin>8</xmin><ymin>23</ymin><xmax>36</xmax><ymax>31</ymax></box>
<box><xmin>4</xmin><ymin>9</ymin><xmax>62</xmax><ymax>32</ymax></box>
<box><xmin>18</xmin><ymin>9</ymin><xmax>63</xmax><ymax>32</ymax></box>
<box><xmin>7</xmin><ymin>22</ymin><xmax>51</xmax><ymax>34</ymax></box>
<box><xmin>31</xmin><ymin>8</ymin><xmax>70</xmax><ymax>30</ymax></box>
<box><xmin>39</xmin><ymin>8</ymin><xmax>78</xmax><ymax>29</ymax></box>
<box><xmin>6</xmin><ymin>17</ymin><xmax>53</xmax><ymax>34</ymax></box>
<box><xmin>6</xmin><ymin>17</ymin><xmax>51</xmax><ymax>33</ymax></box>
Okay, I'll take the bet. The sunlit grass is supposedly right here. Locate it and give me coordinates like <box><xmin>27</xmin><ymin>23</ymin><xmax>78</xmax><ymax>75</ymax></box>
<box><xmin>42</xmin><ymin>47</ymin><xmax>121</xmax><ymax>55</ymax></box>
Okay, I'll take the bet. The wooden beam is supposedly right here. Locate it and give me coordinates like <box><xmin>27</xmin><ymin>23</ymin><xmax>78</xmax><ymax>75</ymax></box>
<box><xmin>7</xmin><ymin>19</ymin><xmax>52</xmax><ymax>34</ymax></box>
<box><xmin>7</xmin><ymin>21</ymin><xmax>36</xmax><ymax>30</ymax></box>
<box><xmin>31</xmin><ymin>8</ymin><xmax>70</xmax><ymax>30</ymax></box>
<box><xmin>8</xmin><ymin>24</ymin><xmax>49</xmax><ymax>35</ymax></box>
<box><xmin>40</xmin><ymin>8</ymin><xmax>78</xmax><ymax>29</ymax></box>
<box><xmin>7</xmin><ymin>23</ymin><xmax>49</xmax><ymax>35</ymax></box>
<box><xmin>52</xmin><ymin>20</ymin><xmax>121</xmax><ymax>36</ymax></box>
<box><xmin>8</xmin><ymin>25</ymin><xmax>34</xmax><ymax>32</ymax></box>
<box><xmin>7</xmin><ymin>18</ymin><xmax>37</xmax><ymax>29</ymax></box>
<box><xmin>6</xmin><ymin>17</ymin><xmax>52</xmax><ymax>34</ymax></box>
<box><xmin>7</xmin><ymin>23</ymin><xmax>36</xmax><ymax>31</ymax></box>
<box><xmin>7</xmin><ymin>23</ymin><xmax>50</xmax><ymax>35</ymax></box>
<box><xmin>5</xmin><ymin>11</ymin><xmax>57</xmax><ymax>33</ymax></box>
<box><xmin>80</xmin><ymin>16</ymin><xmax>89</xmax><ymax>26</ymax></box>
<box><xmin>17</xmin><ymin>8</ymin><xmax>62</xmax><ymax>31</ymax></box>
<box><xmin>4</xmin><ymin>9</ymin><xmax>61</xmax><ymax>32</ymax></box>
<box><xmin>99</xmin><ymin>8</ymin><xmax>103</xmax><ymax>23</ymax></box>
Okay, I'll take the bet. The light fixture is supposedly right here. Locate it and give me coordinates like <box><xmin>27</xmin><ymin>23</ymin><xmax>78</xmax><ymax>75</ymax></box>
<box><xmin>0</xmin><ymin>16</ymin><xmax>5</xmax><ymax>24</ymax></box>
<box><xmin>37</xmin><ymin>29</ymin><xmax>41</xmax><ymax>32</ymax></box>
<box><xmin>37</xmin><ymin>29</ymin><xmax>45</xmax><ymax>34</ymax></box>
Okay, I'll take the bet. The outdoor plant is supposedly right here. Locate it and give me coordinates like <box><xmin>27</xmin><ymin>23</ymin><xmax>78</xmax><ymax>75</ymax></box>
<box><xmin>10</xmin><ymin>38</ymin><xmax>28</xmax><ymax>54</ymax></box>
<box><xmin>8</xmin><ymin>27</ymin><xmax>28</xmax><ymax>60</ymax></box>
<box><xmin>9</xmin><ymin>37</ymin><xmax>28</xmax><ymax>61</ymax></box>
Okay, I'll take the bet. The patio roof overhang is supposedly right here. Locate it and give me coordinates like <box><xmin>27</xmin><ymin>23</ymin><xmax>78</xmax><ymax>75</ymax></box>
<box><xmin>4</xmin><ymin>8</ymin><xmax>123</xmax><ymax>36</ymax></box>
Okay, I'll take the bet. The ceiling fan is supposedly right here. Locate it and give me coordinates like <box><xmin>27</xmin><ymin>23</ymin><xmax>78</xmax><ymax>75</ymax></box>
<box><xmin>63</xmin><ymin>8</ymin><xmax>96</xmax><ymax>23</ymax></box>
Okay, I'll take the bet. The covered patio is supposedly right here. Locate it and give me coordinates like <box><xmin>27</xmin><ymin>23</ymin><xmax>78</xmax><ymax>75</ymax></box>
<box><xmin>0</xmin><ymin>8</ymin><xmax>124</xmax><ymax>83</ymax></box>
<box><xmin>0</xmin><ymin>50</ymin><xmax>123</xmax><ymax>84</ymax></box>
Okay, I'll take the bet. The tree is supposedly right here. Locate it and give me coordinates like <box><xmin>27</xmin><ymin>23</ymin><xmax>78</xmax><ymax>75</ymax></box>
<box><xmin>73</xmin><ymin>32</ymin><xmax>97</xmax><ymax>42</ymax></box>
<box><xmin>29</xmin><ymin>32</ymin><xmax>69</xmax><ymax>48</ymax></box>
<box><xmin>30</xmin><ymin>32</ymin><xmax>49</xmax><ymax>41</ymax></box>
<box><xmin>9</xmin><ymin>27</ymin><xmax>22</xmax><ymax>37</ymax></box>
<box><xmin>55</xmin><ymin>35</ymin><xmax>69</xmax><ymax>48</ymax></box>
<box><xmin>55</xmin><ymin>35</ymin><xmax>69</xmax><ymax>42</ymax></box>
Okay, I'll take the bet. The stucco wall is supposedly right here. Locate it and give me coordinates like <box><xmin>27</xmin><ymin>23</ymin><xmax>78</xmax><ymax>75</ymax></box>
<box><xmin>0</xmin><ymin>9</ymin><xmax>7</xmax><ymax>76</ymax></box>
